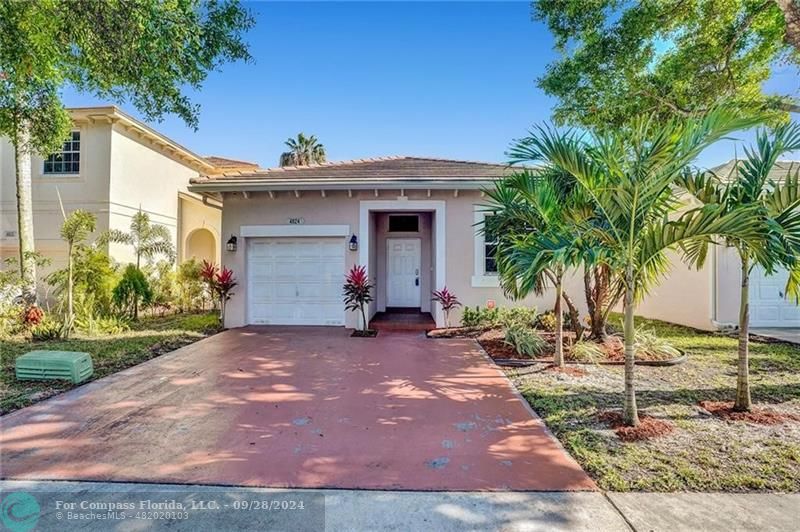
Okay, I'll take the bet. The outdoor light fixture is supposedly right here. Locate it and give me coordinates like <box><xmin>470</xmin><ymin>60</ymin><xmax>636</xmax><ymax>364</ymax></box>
<box><xmin>349</xmin><ymin>234</ymin><xmax>358</xmax><ymax>251</ymax></box>
<box><xmin>226</xmin><ymin>235</ymin><xmax>238</xmax><ymax>253</ymax></box>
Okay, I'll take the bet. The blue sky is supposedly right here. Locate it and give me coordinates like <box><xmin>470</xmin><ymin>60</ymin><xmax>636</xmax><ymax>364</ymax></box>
<box><xmin>61</xmin><ymin>1</ymin><xmax>799</xmax><ymax>169</ymax></box>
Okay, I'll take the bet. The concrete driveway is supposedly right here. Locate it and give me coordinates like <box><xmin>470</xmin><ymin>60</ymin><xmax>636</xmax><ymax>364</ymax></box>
<box><xmin>0</xmin><ymin>327</ymin><xmax>593</xmax><ymax>491</ymax></box>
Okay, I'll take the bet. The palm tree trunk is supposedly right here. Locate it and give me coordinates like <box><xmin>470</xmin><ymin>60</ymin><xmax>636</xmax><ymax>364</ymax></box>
<box><xmin>735</xmin><ymin>251</ymin><xmax>752</xmax><ymax>412</ymax></box>
<box><xmin>623</xmin><ymin>279</ymin><xmax>640</xmax><ymax>426</ymax></box>
<box><xmin>14</xmin><ymin>121</ymin><xmax>37</xmax><ymax>303</ymax></box>
<box><xmin>67</xmin><ymin>242</ymin><xmax>74</xmax><ymax>335</ymax></box>
<box><xmin>554</xmin><ymin>276</ymin><xmax>564</xmax><ymax>367</ymax></box>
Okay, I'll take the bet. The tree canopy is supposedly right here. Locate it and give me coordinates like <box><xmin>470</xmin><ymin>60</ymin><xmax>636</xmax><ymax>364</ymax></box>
<box><xmin>533</xmin><ymin>0</ymin><xmax>800</xmax><ymax>131</ymax></box>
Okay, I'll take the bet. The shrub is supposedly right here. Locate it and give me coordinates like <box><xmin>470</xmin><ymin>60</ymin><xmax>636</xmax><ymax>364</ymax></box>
<box><xmin>634</xmin><ymin>328</ymin><xmax>681</xmax><ymax>359</ymax></box>
<box><xmin>343</xmin><ymin>265</ymin><xmax>374</xmax><ymax>331</ymax></box>
<box><xmin>461</xmin><ymin>306</ymin><xmax>499</xmax><ymax>327</ymax></box>
<box><xmin>46</xmin><ymin>246</ymin><xmax>120</xmax><ymax>317</ymax></box>
<box><xmin>22</xmin><ymin>305</ymin><xmax>44</xmax><ymax>328</ymax></box>
<box><xmin>200</xmin><ymin>261</ymin><xmax>238</xmax><ymax>326</ymax></box>
<box><xmin>535</xmin><ymin>311</ymin><xmax>558</xmax><ymax>332</ymax></box>
<box><xmin>498</xmin><ymin>307</ymin><xmax>538</xmax><ymax>328</ymax></box>
<box><xmin>147</xmin><ymin>260</ymin><xmax>177</xmax><ymax>315</ymax></box>
<box><xmin>176</xmin><ymin>258</ymin><xmax>207</xmax><ymax>311</ymax></box>
<box><xmin>431</xmin><ymin>287</ymin><xmax>461</xmax><ymax>328</ymax></box>
<box><xmin>571</xmin><ymin>340</ymin><xmax>604</xmax><ymax>364</ymax></box>
<box><xmin>30</xmin><ymin>317</ymin><xmax>68</xmax><ymax>342</ymax></box>
<box><xmin>113</xmin><ymin>265</ymin><xmax>154</xmax><ymax>319</ymax></box>
<box><xmin>504</xmin><ymin>324</ymin><xmax>548</xmax><ymax>357</ymax></box>
<box><xmin>75</xmin><ymin>313</ymin><xmax>130</xmax><ymax>336</ymax></box>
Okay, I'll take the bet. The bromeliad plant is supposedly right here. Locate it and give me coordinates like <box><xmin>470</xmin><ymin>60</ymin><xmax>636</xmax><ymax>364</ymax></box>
<box><xmin>679</xmin><ymin>123</ymin><xmax>800</xmax><ymax>412</ymax></box>
<box><xmin>431</xmin><ymin>287</ymin><xmax>461</xmax><ymax>328</ymax></box>
<box><xmin>200</xmin><ymin>260</ymin><xmax>238</xmax><ymax>326</ymax></box>
<box><xmin>505</xmin><ymin>106</ymin><xmax>767</xmax><ymax>426</ymax></box>
<box><xmin>343</xmin><ymin>265</ymin><xmax>374</xmax><ymax>332</ymax></box>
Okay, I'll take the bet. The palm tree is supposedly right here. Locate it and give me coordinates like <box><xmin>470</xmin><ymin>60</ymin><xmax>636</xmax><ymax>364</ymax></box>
<box><xmin>279</xmin><ymin>133</ymin><xmax>326</xmax><ymax>167</ymax></box>
<box><xmin>679</xmin><ymin>124</ymin><xmax>800</xmax><ymax>412</ymax></box>
<box><xmin>484</xmin><ymin>168</ymin><xmax>588</xmax><ymax>366</ymax></box>
<box><xmin>510</xmin><ymin>108</ymin><xmax>767</xmax><ymax>426</ymax></box>
<box><xmin>99</xmin><ymin>208</ymin><xmax>174</xmax><ymax>319</ymax></box>
<box><xmin>59</xmin><ymin>209</ymin><xmax>96</xmax><ymax>334</ymax></box>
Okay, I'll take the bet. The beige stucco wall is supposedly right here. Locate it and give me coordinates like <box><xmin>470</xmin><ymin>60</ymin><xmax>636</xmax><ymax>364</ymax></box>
<box><xmin>180</xmin><ymin>195</ymin><xmax>222</xmax><ymax>264</ymax></box>
<box><xmin>219</xmin><ymin>189</ymin><xmax>589</xmax><ymax>330</ymax></box>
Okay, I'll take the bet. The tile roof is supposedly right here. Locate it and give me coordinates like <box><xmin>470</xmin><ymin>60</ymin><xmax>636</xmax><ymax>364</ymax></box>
<box><xmin>711</xmin><ymin>160</ymin><xmax>800</xmax><ymax>182</ymax></box>
<box><xmin>204</xmin><ymin>156</ymin><xmax>260</xmax><ymax>169</ymax></box>
<box><xmin>196</xmin><ymin>156</ymin><xmax>514</xmax><ymax>182</ymax></box>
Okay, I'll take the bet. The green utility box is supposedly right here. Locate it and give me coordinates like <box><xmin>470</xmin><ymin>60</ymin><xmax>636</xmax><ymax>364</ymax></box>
<box><xmin>16</xmin><ymin>350</ymin><xmax>93</xmax><ymax>384</ymax></box>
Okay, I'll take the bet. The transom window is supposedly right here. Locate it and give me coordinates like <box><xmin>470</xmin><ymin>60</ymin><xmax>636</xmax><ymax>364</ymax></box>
<box><xmin>388</xmin><ymin>214</ymin><xmax>419</xmax><ymax>232</ymax></box>
<box><xmin>43</xmin><ymin>131</ymin><xmax>80</xmax><ymax>174</ymax></box>
<box><xmin>483</xmin><ymin>215</ymin><xmax>498</xmax><ymax>274</ymax></box>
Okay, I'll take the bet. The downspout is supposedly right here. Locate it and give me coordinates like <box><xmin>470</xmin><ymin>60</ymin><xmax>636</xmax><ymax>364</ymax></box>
<box><xmin>710</xmin><ymin>245</ymin><xmax>737</xmax><ymax>331</ymax></box>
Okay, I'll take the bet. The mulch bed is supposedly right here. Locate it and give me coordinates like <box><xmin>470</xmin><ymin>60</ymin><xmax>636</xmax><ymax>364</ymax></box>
<box><xmin>698</xmin><ymin>401</ymin><xmax>800</xmax><ymax>425</ymax></box>
<box><xmin>598</xmin><ymin>410</ymin><xmax>675</xmax><ymax>442</ymax></box>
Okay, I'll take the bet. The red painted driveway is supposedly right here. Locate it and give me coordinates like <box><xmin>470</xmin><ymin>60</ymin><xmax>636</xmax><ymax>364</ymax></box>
<box><xmin>1</xmin><ymin>327</ymin><xmax>593</xmax><ymax>491</ymax></box>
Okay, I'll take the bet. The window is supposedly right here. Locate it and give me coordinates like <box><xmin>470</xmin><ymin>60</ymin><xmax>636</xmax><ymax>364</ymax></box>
<box><xmin>43</xmin><ymin>131</ymin><xmax>80</xmax><ymax>174</ymax></box>
<box><xmin>388</xmin><ymin>215</ymin><xmax>419</xmax><ymax>232</ymax></box>
<box><xmin>483</xmin><ymin>215</ymin><xmax>498</xmax><ymax>274</ymax></box>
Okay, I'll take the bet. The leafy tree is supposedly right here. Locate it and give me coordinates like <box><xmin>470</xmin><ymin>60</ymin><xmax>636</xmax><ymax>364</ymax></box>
<box><xmin>279</xmin><ymin>133</ymin><xmax>326</xmax><ymax>166</ymax></box>
<box><xmin>113</xmin><ymin>264</ymin><xmax>153</xmax><ymax>319</ymax></box>
<box><xmin>484</xmin><ymin>168</ymin><xmax>588</xmax><ymax>366</ymax></box>
<box><xmin>58</xmin><ymin>209</ymin><xmax>96</xmax><ymax>334</ymax></box>
<box><xmin>679</xmin><ymin>123</ymin><xmax>800</xmax><ymax>411</ymax></box>
<box><xmin>100</xmin><ymin>209</ymin><xmax>175</xmax><ymax>318</ymax></box>
<box><xmin>512</xmin><ymin>107</ymin><xmax>767</xmax><ymax>426</ymax></box>
<box><xmin>0</xmin><ymin>0</ymin><xmax>254</xmax><ymax>300</ymax></box>
<box><xmin>533</xmin><ymin>0</ymin><xmax>799</xmax><ymax>131</ymax></box>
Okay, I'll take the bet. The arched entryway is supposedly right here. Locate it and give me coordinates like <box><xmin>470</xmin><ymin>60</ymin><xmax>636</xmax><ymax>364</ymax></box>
<box><xmin>185</xmin><ymin>228</ymin><xmax>217</xmax><ymax>264</ymax></box>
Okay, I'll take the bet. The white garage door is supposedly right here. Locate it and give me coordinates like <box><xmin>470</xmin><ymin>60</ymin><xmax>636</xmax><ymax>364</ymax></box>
<box><xmin>247</xmin><ymin>237</ymin><xmax>345</xmax><ymax>326</ymax></box>
<box><xmin>750</xmin><ymin>266</ymin><xmax>800</xmax><ymax>327</ymax></box>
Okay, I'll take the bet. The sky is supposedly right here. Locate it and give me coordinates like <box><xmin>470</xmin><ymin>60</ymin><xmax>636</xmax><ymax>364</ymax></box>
<box><xmin>60</xmin><ymin>1</ymin><xmax>800</xmax><ymax>169</ymax></box>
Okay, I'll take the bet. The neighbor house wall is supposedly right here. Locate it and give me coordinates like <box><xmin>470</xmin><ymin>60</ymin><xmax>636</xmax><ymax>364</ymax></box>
<box><xmin>107</xmin><ymin>124</ymin><xmax>202</xmax><ymax>266</ymax></box>
<box><xmin>0</xmin><ymin>123</ymin><xmax>112</xmax><ymax>291</ymax></box>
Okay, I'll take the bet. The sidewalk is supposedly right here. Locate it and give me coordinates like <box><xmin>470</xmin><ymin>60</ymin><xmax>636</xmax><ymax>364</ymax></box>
<box><xmin>2</xmin><ymin>480</ymin><xmax>798</xmax><ymax>531</ymax></box>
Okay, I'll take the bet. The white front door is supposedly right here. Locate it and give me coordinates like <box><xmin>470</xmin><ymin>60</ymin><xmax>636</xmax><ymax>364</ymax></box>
<box><xmin>386</xmin><ymin>238</ymin><xmax>421</xmax><ymax>307</ymax></box>
<box><xmin>750</xmin><ymin>266</ymin><xmax>800</xmax><ymax>327</ymax></box>
<box><xmin>247</xmin><ymin>237</ymin><xmax>345</xmax><ymax>325</ymax></box>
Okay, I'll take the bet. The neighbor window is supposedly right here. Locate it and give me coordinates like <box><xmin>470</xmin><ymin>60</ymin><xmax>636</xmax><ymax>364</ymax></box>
<box><xmin>483</xmin><ymin>215</ymin><xmax>498</xmax><ymax>274</ymax></box>
<box><xmin>388</xmin><ymin>215</ymin><xmax>419</xmax><ymax>232</ymax></box>
<box><xmin>43</xmin><ymin>131</ymin><xmax>80</xmax><ymax>174</ymax></box>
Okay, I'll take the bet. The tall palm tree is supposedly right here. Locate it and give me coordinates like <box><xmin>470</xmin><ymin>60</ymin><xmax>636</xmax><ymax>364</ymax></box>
<box><xmin>99</xmin><ymin>209</ymin><xmax>174</xmax><ymax>319</ymax></box>
<box><xmin>279</xmin><ymin>133</ymin><xmax>326</xmax><ymax>167</ymax></box>
<box><xmin>679</xmin><ymin>123</ymin><xmax>800</xmax><ymax>412</ymax></box>
<box><xmin>484</xmin><ymin>168</ymin><xmax>589</xmax><ymax>366</ymax></box>
<box><xmin>510</xmin><ymin>108</ymin><xmax>767</xmax><ymax>426</ymax></box>
<box><xmin>59</xmin><ymin>209</ymin><xmax>96</xmax><ymax>335</ymax></box>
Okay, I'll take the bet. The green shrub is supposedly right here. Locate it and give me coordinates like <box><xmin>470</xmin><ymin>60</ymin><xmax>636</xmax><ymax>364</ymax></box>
<box><xmin>75</xmin><ymin>313</ymin><xmax>130</xmax><ymax>336</ymax></box>
<box><xmin>504</xmin><ymin>324</ymin><xmax>548</xmax><ymax>357</ymax></box>
<box><xmin>461</xmin><ymin>306</ymin><xmax>498</xmax><ymax>327</ymax></box>
<box><xmin>113</xmin><ymin>265</ymin><xmax>154</xmax><ymax>319</ymax></box>
<box><xmin>634</xmin><ymin>328</ymin><xmax>681</xmax><ymax>359</ymax></box>
<box><xmin>46</xmin><ymin>246</ymin><xmax>119</xmax><ymax>317</ymax></box>
<box><xmin>498</xmin><ymin>307</ymin><xmax>538</xmax><ymax>328</ymax></box>
<box><xmin>570</xmin><ymin>340</ymin><xmax>604</xmax><ymax>364</ymax></box>
<box><xmin>30</xmin><ymin>317</ymin><xmax>68</xmax><ymax>341</ymax></box>
<box><xmin>536</xmin><ymin>311</ymin><xmax>558</xmax><ymax>332</ymax></box>
<box><xmin>176</xmin><ymin>258</ymin><xmax>208</xmax><ymax>312</ymax></box>
<box><xmin>147</xmin><ymin>260</ymin><xmax>177</xmax><ymax>314</ymax></box>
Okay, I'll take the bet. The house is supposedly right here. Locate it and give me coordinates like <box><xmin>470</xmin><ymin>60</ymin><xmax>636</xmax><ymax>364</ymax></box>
<box><xmin>0</xmin><ymin>106</ymin><xmax>246</xmax><ymax>290</ymax></box>
<box><xmin>188</xmin><ymin>156</ymin><xmax>591</xmax><ymax>329</ymax></box>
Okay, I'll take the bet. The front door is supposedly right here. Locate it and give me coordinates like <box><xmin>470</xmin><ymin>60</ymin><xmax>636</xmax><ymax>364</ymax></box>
<box><xmin>386</xmin><ymin>238</ymin><xmax>421</xmax><ymax>307</ymax></box>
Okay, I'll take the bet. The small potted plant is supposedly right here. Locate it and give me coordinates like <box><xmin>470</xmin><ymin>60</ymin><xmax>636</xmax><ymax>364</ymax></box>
<box><xmin>432</xmin><ymin>286</ymin><xmax>461</xmax><ymax>328</ymax></box>
<box><xmin>343</xmin><ymin>265</ymin><xmax>376</xmax><ymax>337</ymax></box>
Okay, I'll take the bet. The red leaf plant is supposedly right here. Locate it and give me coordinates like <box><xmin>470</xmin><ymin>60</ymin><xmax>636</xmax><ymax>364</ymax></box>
<box><xmin>201</xmin><ymin>260</ymin><xmax>238</xmax><ymax>326</ymax></box>
<box><xmin>343</xmin><ymin>265</ymin><xmax>374</xmax><ymax>331</ymax></box>
<box><xmin>431</xmin><ymin>286</ymin><xmax>461</xmax><ymax>328</ymax></box>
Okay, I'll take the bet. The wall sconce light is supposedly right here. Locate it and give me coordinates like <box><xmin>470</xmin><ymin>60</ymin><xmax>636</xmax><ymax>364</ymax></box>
<box><xmin>348</xmin><ymin>234</ymin><xmax>358</xmax><ymax>251</ymax></box>
<box><xmin>226</xmin><ymin>235</ymin><xmax>238</xmax><ymax>253</ymax></box>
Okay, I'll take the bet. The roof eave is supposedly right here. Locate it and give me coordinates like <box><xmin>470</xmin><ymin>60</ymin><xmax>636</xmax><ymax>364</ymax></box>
<box><xmin>188</xmin><ymin>178</ymin><xmax>499</xmax><ymax>193</ymax></box>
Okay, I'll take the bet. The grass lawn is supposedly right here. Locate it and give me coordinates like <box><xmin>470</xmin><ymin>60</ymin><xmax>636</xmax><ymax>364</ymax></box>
<box><xmin>1</xmin><ymin>312</ymin><xmax>221</xmax><ymax>415</ymax></box>
<box><xmin>509</xmin><ymin>314</ymin><xmax>800</xmax><ymax>492</ymax></box>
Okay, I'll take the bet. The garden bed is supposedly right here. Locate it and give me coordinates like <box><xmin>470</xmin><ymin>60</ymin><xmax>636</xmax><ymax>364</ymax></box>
<box><xmin>0</xmin><ymin>311</ymin><xmax>221</xmax><ymax>414</ymax></box>
<box><xmin>508</xmin><ymin>314</ymin><xmax>800</xmax><ymax>492</ymax></box>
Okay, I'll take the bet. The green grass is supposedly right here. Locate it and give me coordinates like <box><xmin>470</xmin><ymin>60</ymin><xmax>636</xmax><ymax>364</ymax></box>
<box><xmin>1</xmin><ymin>312</ymin><xmax>221</xmax><ymax>414</ymax></box>
<box><xmin>510</xmin><ymin>314</ymin><xmax>800</xmax><ymax>492</ymax></box>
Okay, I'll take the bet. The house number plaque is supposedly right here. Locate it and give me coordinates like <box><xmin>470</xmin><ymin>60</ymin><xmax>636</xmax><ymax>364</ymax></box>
<box><xmin>288</xmin><ymin>217</ymin><xmax>305</xmax><ymax>225</ymax></box>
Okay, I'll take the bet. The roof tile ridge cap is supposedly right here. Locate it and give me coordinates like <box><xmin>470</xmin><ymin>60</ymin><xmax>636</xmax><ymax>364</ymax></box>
<box><xmin>402</xmin><ymin>155</ymin><xmax>511</xmax><ymax>167</ymax></box>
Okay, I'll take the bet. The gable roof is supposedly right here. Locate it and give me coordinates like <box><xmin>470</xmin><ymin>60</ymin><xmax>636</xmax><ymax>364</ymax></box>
<box><xmin>711</xmin><ymin>159</ymin><xmax>800</xmax><ymax>182</ymax></box>
<box><xmin>204</xmin><ymin>156</ymin><xmax>260</xmax><ymax>170</ymax></box>
<box><xmin>192</xmin><ymin>156</ymin><xmax>515</xmax><ymax>191</ymax></box>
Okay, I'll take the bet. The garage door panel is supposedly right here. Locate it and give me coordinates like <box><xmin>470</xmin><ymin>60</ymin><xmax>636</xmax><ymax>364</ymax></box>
<box><xmin>247</xmin><ymin>237</ymin><xmax>346</xmax><ymax>326</ymax></box>
<box><xmin>750</xmin><ymin>266</ymin><xmax>799</xmax><ymax>327</ymax></box>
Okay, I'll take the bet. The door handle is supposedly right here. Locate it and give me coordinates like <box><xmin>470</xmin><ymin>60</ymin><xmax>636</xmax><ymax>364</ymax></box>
<box><xmin>415</xmin><ymin>278</ymin><xmax>419</xmax><ymax>286</ymax></box>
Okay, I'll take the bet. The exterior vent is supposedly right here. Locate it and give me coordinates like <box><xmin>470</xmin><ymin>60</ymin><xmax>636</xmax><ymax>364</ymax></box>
<box><xmin>15</xmin><ymin>350</ymin><xmax>93</xmax><ymax>384</ymax></box>
<box><xmin>3</xmin><ymin>230</ymin><xmax>16</xmax><ymax>238</ymax></box>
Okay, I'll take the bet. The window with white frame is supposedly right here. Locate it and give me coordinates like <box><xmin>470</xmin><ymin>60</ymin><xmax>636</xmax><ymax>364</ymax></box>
<box><xmin>472</xmin><ymin>207</ymin><xmax>500</xmax><ymax>287</ymax></box>
<box><xmin>43</xmin><ymin>131</ymin><xmax>80</xmax><ymax>174</ymax></box>
<box><xmin>483</xmin><ymin>214</ymin><xmax>498</xmax><ymax>274</ymax></box>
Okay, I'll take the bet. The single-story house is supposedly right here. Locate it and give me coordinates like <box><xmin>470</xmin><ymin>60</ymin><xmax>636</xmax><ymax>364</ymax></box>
<box><xmin>188</xmin><ymin>156</ymin><xmax>800</xmax><ymax>331</ymax></box>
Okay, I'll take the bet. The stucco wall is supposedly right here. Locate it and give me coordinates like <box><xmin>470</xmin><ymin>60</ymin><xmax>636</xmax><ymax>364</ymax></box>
<box><xmin>220</xmin><ymin>189</ymin><xmax>589</xmax><ymax>330</ymax></box>
<box><xmin>180</xmin><ymin>195</ymin><xmax>222</xmax><ymax>264</ymax></box>
<box><xmin>107</xmin><ymin>125</ymin><xmax>201</xmax><ymax>266</ymax></box>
